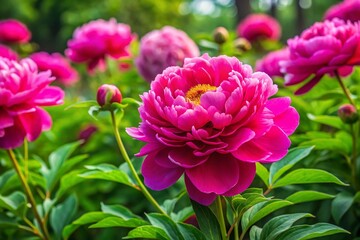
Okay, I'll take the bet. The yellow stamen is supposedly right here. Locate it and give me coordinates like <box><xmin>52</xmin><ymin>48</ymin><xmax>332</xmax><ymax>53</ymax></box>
<box><xmin>185</xmin><ymin>84</ymin><xmax>217</xmax><ymax>105</ymax></box>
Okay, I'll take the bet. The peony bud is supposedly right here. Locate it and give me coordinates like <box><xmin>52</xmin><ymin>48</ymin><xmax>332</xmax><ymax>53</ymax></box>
<box><xmin>234</xmin><ymin>38</ymin><xmax>251</xmax><ymax>52</ymax></box>
<box><xmin>338</xmin><ymin>104</ymin><xmax>359</xmax><ymax>124</ymax></box>
<box><xmin>97</xmin><ymin>84</ymin><xmax>122</xmax><ymax>107</ymax></box>
<box><xmin>213</xmin><ymin>27</ymin><xmax>229</xmax><ymax>45</ymax></box>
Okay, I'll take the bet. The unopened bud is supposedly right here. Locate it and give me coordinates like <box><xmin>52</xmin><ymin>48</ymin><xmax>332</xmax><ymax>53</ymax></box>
<box><xmin>213</xmin><ymin>27</ymin><xmax>229</xmax><ymax>45</ymax></box>
<box><xmin>234</xmin><ymin>38</ymin><xmax>251</xmax><ymax>52</ymax></box>
<box><xmin>97</xmin><ymin>84</ymin><xmax>122</xmax><ymax>107</ymax></box>
<box><xmin>338</xmin><ymin>104</ymin><xmax>359</xmax><ymax>124</ymax></box>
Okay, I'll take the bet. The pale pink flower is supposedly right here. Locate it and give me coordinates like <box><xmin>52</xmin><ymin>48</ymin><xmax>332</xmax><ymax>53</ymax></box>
<box><xmin>0</xmin><ymin>19</ymin><xmax>31</xmax><ymax>44</ymax></box>
<box><xmin>281</xmin><ymin>19</ymin><xmax>360</xmax><ymax>94</ymax></box>
<box><xmin>0</xmin><ymin>44</ymin><xmax>18</xmax><ymax>60</ymax></box>
<box><xmin>255</xmin><ymin>48</ymin><xmax>289</xmax><ymax>78</ymax></box>
<box><xmin>236</xmin><ymin>14</ymin><xmax>281</xmax><ymax>42</ymax></box>
<box><xmin>324</xmin><ymin>0</ymin><xmax>360</xmax><ymax>23</ymax></box>
<box><xmin>0</xmin><ymin>57</ymin><xmax>64</xmax><ymax>149</ymax></box>
<box><xmin>128</xmin><ymin>54</ymin><xmax>299</xmax><ymax>205</ymax></box>
<box><xmin>30</xmin><ymin>52</ymin><xmax>79</xmax><ymax>86</ymax></box>
<box><xmin>65</xmin><ymin>18</ymin><xmax>134</xmax><ymax>73</ymax></box>
<box><xmin>135</xmin><ymin>26</ymin><xmax>200</xmax><ymax>82</ymax></box>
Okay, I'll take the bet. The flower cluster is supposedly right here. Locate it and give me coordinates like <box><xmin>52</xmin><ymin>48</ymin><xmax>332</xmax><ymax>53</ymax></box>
<box><xmin>256</xmin><ymin>48</ymin><xmax>289</xmax><ymax>78</ymax></box>
<box><xmin>0</xmin><ymin>57</ymin><xmax>64</xmax><ymax>149</ymax></box>
<box><xmin>128</xmin><ymin>54</ymin><xmax>299</xmax><ymax>205</ymax></box>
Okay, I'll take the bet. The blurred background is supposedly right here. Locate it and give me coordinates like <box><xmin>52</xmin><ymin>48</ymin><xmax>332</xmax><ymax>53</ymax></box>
<box><xmin>0</xmin><ymin>0</ymin><xmax>340</xmax><ymax>52</ymax></box>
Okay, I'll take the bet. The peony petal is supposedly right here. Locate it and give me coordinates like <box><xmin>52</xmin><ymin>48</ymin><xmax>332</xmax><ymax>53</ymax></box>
<box><xmin>33</xmin><ymin>86</ymin><xmax>65</xmax><ymax>106</ymax></box>
<box><xmin>0</xmin><ymin>109</ymin><xmax>14</xmax><ymax>129</ymax></box>
<box><xmin>223</xmin><ymin>161</ymin><xmax>256</xmax><ymax>196</ymax></box>
<box><xmin>0</xmin><ymin>118</ymin><xmax>26</xmax><ymax>149</ymax></box>
<box><xmin>185</xmin><ymin>154</ymin><xmax>239</xmax><ymax>194</ymax></box>
<box><xmin>169</xmin><ymin>148</ymin><xmax>209</xmax><ymax>168</ymax></box>
<box><xmin>294</xmin><ymin>74</ymin><xmax>323</xmax><ymax>95</ymax></box>
<box><xmin>141</xmin><ymin>150</ymin><xmax>183</xmax><ymax>190</ymax></box>
<box><xmin>184</xmin><ymin>175</ymin><xmax>217</xmax><ymax>206</ymax></box>
<box><xmin>18</xmin><ymin>109</ymin><xmax>42</xmax><ymax>142</ymax></box>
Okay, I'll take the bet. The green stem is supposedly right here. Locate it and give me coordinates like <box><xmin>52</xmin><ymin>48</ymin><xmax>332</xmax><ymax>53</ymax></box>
<box><xmin>215</xmin><ymin>196</ymin><xmax>227</xmax><ymax>240</ymax></box>
<box><xmin>234</xmin><ymin>221</ymin><xmax>239</xmax><ymax>240</ymax></box>
<box><xmin>335</xmin><ymin>71</ymin><xmax>356</xmax><ymax>106</ymax></box>
<box><xmin>7</xmin><ymin>150</ymin><xmax>51</xmax><ymax>240</ymax></box>
<box><xmin>110</xmin><ymin>111</ymin><xmax>167</xmax><ymax>215</ymax></box>
<box><xmin>350</xmin><ymin>124</ymin><xmax>359</xmax><ymax>190</ymax></box>
<box><xmin>24</xmin><ymin>139</ymin><xmax>29</xmax><ymax>180</ymax></box>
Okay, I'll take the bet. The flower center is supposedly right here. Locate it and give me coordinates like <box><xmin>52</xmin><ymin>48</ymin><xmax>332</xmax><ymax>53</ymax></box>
<box><xmin>185</xmin><ymin>84</ymin><xmax>217</xmax><ymax>105</ymax></box>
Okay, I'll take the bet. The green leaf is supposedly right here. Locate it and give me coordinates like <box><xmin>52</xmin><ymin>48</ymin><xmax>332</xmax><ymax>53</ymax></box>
<box><xmin>124</xmin><ymin>225</ymin><xmax>169</xmax><ymax>240</ymax></box>
<box><xmin>121</xmin><ymin>97</ymin><xmax>141</xmax><ymax>106</ymax></box>
<box><xmin>331</xmin><ymin>192</ymin><xmax>354</xmax><ymax>224</ymax></box>
<box><xmin>231</xmin><ymin>189</ymin><xmax>269</xmax><ymax>216</ymax></box>
<box><xmin>276</xmin><ymin>223</ymin><xmax>349</xmax><ymax>240</ymax></box>
<box><xmin>260</xmin><ymin>213</ymin><xmax>313</xmax><ymax>240</ymax></box>
<box><xmin>307</xmin><ymin>114</ymin><xmax>344</xmax><ymax>130</ymax></box>
<box><xmin>65</xmin><ymin>100</ymin><xmax>97</xmax><ymax>110</ymax></box>
<box><xmin>62</xmin><ymin>212</ymin><xmax>113</xmax><ymax>239</ymax></box>
<box><xmin>286</xmin><ymin>191</ymin><xmax>334</xmax><ymax>204</ymax></box>
<box><xmin>171</xmin><ymin>206</ymin><xmax>194</xmax><ymax>222</ymax></box>
<box><xmin>50</xmin><ymin>194</ymin><xmax>77</xmax><ymax>240</ymax></box>
<box><xmin>89</xmin><ymin>216</ymin><xmax>148</xmax><ymax>228</ymax></box>
<box><xmin>79</xmin><ymin>169</ymin><xmax>134</xmax><ymax>187</ymax></box>
<box><xmin>146</xmin><ymin>213</ymin><xmax>184</xmax><ymax>240</ymax></box>
<box><xmin>101</xmin><ymin>203</ymin><xmax>141</xmax><ymax>220</ymax></box>
<box><xmin>0</xmin><ymin>191</ymin><xmax>26</xmax><ymax>216</ymax></box>
<box><xmin>191</xmin><ymin>200</ymin><xmax>221</xmax><ymax>240</ymax></box>
<box><xmin>256</xmin><ymin>163</ymin><xmax>269</xmax><ymax>187</ymax></box>
<box><xmin>41</xmin><ymin>141</ymin><xmax>82</xmax><ymax>191</ymax></box>
<box><xmin>269</xmin><ymin>146</ymin><xmax>314</xmax><ymax>184</ymax></box>
<box><xmin>88</xmin><ymin>105</ymin><xmax>100</xmax><ymax>120</ymax></box>
<box><xmin>177</xmin><ymin>222</ymin><xmax>206</xmax><ymax>240</ymax></box>
<box><xmin>0</xmin><ymin>170</ymin><xmax>15</xmax><ymax>189</ymax></box>
<box><xmin>242</xmin><ymin>200</ymin><xmax>293</xmax><ymax>233</ymax></box>
<box><xmin>56</xmin><ymin>170</ymin><xmax>85</xmax><ymax>200</ymax></box>
<box><xmin>0</xmin><ymin>213</ymin><xmax>19</xmax><ymax>228</ymax></box>
<box><xmin>250</xmin><ymin>225</ymin><xmax>262</xmax><ymax>240</ymax></box>
<box><xmin>273</xmin><ymin>169</ymin><xmax>348</xmax><ymax>188</ymax></box>
<box><xmin>300</xmin><ymin>139</ymin><xmax>349</xmax><ymax>155</ymax></box>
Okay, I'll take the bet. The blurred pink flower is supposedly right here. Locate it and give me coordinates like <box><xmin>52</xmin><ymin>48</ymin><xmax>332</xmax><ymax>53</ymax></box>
<box><xmin>236</xmin><ymin>14</ymin><xmax>281</xmax><ymax>42</ymax></box>
<box><xmin>127</xmin><ymin>54</ymin><xmax>299</xmax><ymax>205</ymax></box>
<box><xmin>135</xmin><ymin>26</ymin><xmax>200</xmax><ymax>82</ymax></box>
<box><xmin>30</xmin><ymin>52</ymin><xmax>79</xmax><ymax>86</ymax></box>
<box><xmin>0</xmin><ymin>57</ymin><xmax>64</xmax><ymax>149</ymax></box>
<box><xmin>0</xmin><ymin>19</ymin><xmax>31</xmax><ymax>44</ymax></box>
<box><xmin>281</xmin><ymin>19</ymin><xmax>360</xmax><ymax>94</ymax></box>
<box><xmin>65</xmin><ymin>18</ymin><xmax>134</xmax><ymax>73</ymax></box>
<box><xmin>324</xmin><ymin>0</ymin><xmax>360</xmax><ymax>23</ymax></box>
<box><xmin>255</xmin><ymin>48</ymin><xmax>289</xmax><ymax>78</ymax></box>
<box><xmin>0</xmin><ymin>44</ymin><xmax>18</xmax><ymax>60</ymax></box>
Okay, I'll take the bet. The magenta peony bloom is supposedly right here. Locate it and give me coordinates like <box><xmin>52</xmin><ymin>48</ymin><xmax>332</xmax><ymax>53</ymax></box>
<box><xmin>0</xmin><ymin>19</ymin><xmax>31</xmax><ymax>44</ymax></box>
<box><xmin>255</xmin><ymin>48</ymin><xmax>289</xmax><ymax>78</ymax></box>
<box><xmin>0</xmin><ymin>44</ymin><xmax>18</xmax><ymax>60</ymax></box>
<box><xmin>135</xmin><ymin>26</ymin><xmax>200</xmax><ymax>82</ymax></box>
<box><xmin>65</xmin><ymin>18</ymin><xmax>134</xmax><ymax>73</ymax></box>
<box><xmin>0</xmin><ymin>57</ymin><xmax>64</xmax><ymax>149</ymax></box>
<box><xmin>127</xmin><ymin>54</ymin><xmax>299</xmax><ymax>205</ymax></box>
<box><xmin>236</xmin><ymin>14</ymin><xmax>281</xmax><ymax>42</ymax></box>
<box><xmin>324</xmin><ymin>0</ymin><xmax>360</xmax><ymax>23</ymax></box>
<box><xmin>280</xmin><ymin>19</ymin><xmax>360</xmax><ymax>94</ymax></box>
<box><xmin>30</xmin><ymin>52</ymin><xmax>79</xmax><ymax>86</ymax></box>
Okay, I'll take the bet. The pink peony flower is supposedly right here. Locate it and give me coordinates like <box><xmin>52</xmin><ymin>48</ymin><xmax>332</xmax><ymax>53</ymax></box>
<box><xmin>0</xmin><ymin>19</ymin><xmax>31</xmax><ymax>44</ymax></box>
<box><xmin>0</xmin><ymin>44</ymin><xmax>18</xmax><ymax>60</ymax></box>
<box><xmin>280</xmin><ymin>19</ymin><xmax>360</xmax><ymax>94</ymax></box>
<box><xmin>135</xmin><ymin>26</ymin><xmax>200</xmax><ymax>82</ymax></box>
<box><xmin>236</xmin><ymin>14</ymin><xmax>281</xmax><ymax>42</ymax></box>
<box><xmin>324</xmin><ymin>0</ymin><xmax>360</xmax><ymax>23</ymax></box>
<box><xmin>65</xmin><ymin>18</ymin><xmax>134</xmax><ymax>73</ymax></box>
<box><xmin>0</xmin><ymin>57</ymin><xmax>64</xmax><ymax>149</ymax></box>
<box><xmin>255</xmin><ymin>48</ymin><xmax>289</xmax><ymax>78</ymax></box>
<box><xmin>30</xmin><ymin>52</ymin><xmax>79</xmax><ymax>86</ymax></box>
<box><xmin>127</xmin><ymin>54</ymin><xmax>299</xmax><ymax>205</ymax></box>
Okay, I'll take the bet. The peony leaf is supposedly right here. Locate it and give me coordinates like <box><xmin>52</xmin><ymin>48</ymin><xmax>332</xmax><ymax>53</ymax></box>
<box><xmin>0</xmin><ymin>191</ymin><xmax>26</xmax><ymax>216</ymax></box>
<box><xmin>177</xmin><ymin>222</ymin><xmax>207</xmax><ymax>240</ymax></box>
<box><xmin>307</xmin><ymin>114</ymin><xmax>345</xmax><ymax>130</ymax></box>
<box><xmin>276</xmin><ymin>223</ymin><xmax>349</xmax><ymax>240</ymax></box>
<box><xmin>249</xmin><ymin>225</ymin><xmax>262</xmax><ymax>240</ymax></box>
<box><xmin>124</xmin><ymin>225</ymin><xmax>169</xmax><ymax>240</ymax></box>
<box><xmin>286</xmin><ymin>191</ymin><xmax>334</xmax><ymax>204</ymax></box>
<box><xmin>191</xmin><ymin>200</ymin><xmax>221</xmax><ymax>240</ymax></box>
<box><xmin>64</xmin><ymin>100</ymin><xmax>97</xmax><ymax>110</ymax></box>
<box><xmin>331</xmin><ymin>192</ymin><xmax>354</xmax><ymax>224</ymax></box>
<box><xmin>255</xmin><ymin>163</ymin><xmax>269</xmax><ymax>187</ymax></box>
<box><xmin>89</xmin><ymin>216</ymin><xmax>148</xmax><ymax>228</ymax></box>
<box><xmin>146</xmin><ymin>213</ymin><xmax>184</xmax><ymax>240</ymax></box>
<box><xmin>260</xmin><ymin>213</ymin><xmax>313</xmax><ymax>240</ymax></box>
<box><xmin>269</xmin><ymin>146</ymin><xmax>314</xmax><ymax>184</ymax></box>
<box><xmin>272</xmin><ymin>169</ymin><xmax>348</xmax><ymax>188</ymax></box>
<box><xmin>56</xmin><ymin>170</ymin><xmax>85</xmax><ymax>200</ymax></box>
<box><xmin>101</xmin><ymin>203</ymin><xmax>142</xmax><ymax>220</ymax></box>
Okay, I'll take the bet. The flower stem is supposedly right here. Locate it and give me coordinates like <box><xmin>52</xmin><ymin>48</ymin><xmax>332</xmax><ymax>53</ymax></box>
<box><xmin>215</xmin><ymin>196</ymin><xmax>227</xmax><ymax>240</ymax></box>
<box><xmin>110</xmin><ymin>110</ymin><xmax>167</xmax><ymax>216</ymax></box>
<box><xmin>7</xmin><ymin>149</ymin><xmax>50</xmax><ymax>240</ymax></box>
<box><xmin>335</xmin><ymin>71</ymin><xmax>356</xmax><ymax>106</ymax></box>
